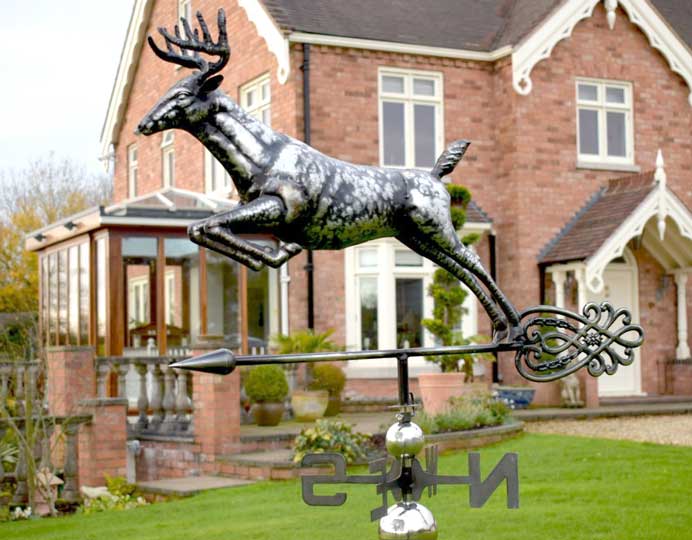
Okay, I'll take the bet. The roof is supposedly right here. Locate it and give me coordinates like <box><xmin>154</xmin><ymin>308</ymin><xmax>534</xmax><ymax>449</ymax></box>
<box><xmin>26</xmin><ymin>188</ymin><xmax>236</xmax><ymax>252</ymax></box>
<box><xmin>265</xmin><ymin>0</ymin><xmax>561</xmax><ymax>51</ymax></box>
<box><xmin>466</xmin><ymin>200</ymin><xmax>493</xmax><ymax>225</ymax></box>
<box><xmin>265</xmin><ymin>0</ymin><xmax>692</xmax><ymax>51</ymax></box>
<box><xmin>539</xmin><ymin>172</ymin><xmax>656</xmax><ymax>265</ymax></box>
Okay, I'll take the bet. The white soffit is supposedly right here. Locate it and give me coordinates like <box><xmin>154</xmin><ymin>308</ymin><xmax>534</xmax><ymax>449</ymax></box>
<box><xmin>99</xmin><ymin>0</ymin><xmax>154</xmax><ymax>162</ymax></box>
<box><xmin>238</xmin><ymin>0</ymin><xmax>290</xmax><ymax>84</ymax></box>
<box><xmin>512</xmin><ymin>0</ymin><xmax>692</xmax><ymax>107</ymax></box>
<box><xmin>584</xmin><ymin>153</ymin><xmax>692</xmax><ymax>293</ymax></box>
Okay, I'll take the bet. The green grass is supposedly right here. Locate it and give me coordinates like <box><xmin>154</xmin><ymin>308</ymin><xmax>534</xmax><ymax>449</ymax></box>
<box><xmin>4</xmin><ymin>433</ymin><xmax>692</xmax><ymax>540</ymax></box>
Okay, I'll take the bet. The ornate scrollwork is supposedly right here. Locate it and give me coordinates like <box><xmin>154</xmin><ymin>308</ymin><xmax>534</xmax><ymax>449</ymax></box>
<box><xmin>515</xmin><ymin>302</ymin><xmax>644</xmax><ymax>382</ymax></box>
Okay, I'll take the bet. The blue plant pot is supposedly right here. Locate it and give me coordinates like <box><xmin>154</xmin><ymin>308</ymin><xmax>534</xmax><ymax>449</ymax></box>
<box><xmin>495</xmin><ymin>387</ymin><xmax>536</xmax><ymax>409</ymax></box>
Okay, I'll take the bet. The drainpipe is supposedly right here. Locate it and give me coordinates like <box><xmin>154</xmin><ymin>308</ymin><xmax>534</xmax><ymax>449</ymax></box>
<box><xmin>489</xmin><ymin>232</ymin><xmax>500</xmax><ymax>383</ymax></box>
<box><xmin>302</xmin><ymin>43</ymin><xmax>315</xmax><ymax>330</ymax></box>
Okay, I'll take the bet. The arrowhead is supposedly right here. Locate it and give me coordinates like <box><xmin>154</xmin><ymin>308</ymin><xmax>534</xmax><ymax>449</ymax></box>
<box><xmin>170</xmin><ymin>348</ymin><xmax>236</xmax><ymax>375</ymax></box>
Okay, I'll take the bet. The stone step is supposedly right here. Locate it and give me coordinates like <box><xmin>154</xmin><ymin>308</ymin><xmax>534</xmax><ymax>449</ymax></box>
<box><xmin>137</xmin><ymin>475</ymin><xmax>254</xmax><ymax>497</ymax></box>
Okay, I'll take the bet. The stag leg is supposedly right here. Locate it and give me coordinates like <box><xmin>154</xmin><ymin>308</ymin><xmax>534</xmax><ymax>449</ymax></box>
<box><xmin>189</xmin><ymin>196</ymin><xmax>302</xmax><ymax>269</ymax></box>
<box><xmin>396</xmin><ymin>234</ymin><xmax>509</xmax><ymax>341</ymax></box>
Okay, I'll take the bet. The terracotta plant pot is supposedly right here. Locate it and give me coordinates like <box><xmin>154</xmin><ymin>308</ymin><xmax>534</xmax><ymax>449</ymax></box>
<box><xmin>291</xmin><ymin>390</ymin><xmax>329</xmax><ymax>421</ymax></box>
<box><xmin>251</xmin><ymin>402</ymin><xmax>285</xmax><ymax>426</ymax></box>
<box><xmin>418</xmin><ymin>373</ymin><xmax>487</xmax><ymax>415</ymax></box>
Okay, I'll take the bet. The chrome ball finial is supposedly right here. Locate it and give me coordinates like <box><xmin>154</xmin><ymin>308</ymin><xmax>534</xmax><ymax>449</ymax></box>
<box><xmin>385</xmin><ymin>420</ymin><xmax>425</xmax><ymax>458</ymax></box>
<box><xmin>379</xmin><ymin>502</ymin><xmax>438</xmax><ymax>540</ymax></box>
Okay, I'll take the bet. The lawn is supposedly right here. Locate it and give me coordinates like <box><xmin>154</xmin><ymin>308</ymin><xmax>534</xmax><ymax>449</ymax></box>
<box><xmin>4</xmin><ymin>433</ymin><xmax>692</xmax><ymax>540</ymax></box>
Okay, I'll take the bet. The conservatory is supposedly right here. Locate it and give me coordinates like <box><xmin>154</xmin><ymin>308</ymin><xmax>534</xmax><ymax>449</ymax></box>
<box><xmin>26</xmin><ymin>188</ymin><xmax>280</xmax><ymax>358</ymax></box>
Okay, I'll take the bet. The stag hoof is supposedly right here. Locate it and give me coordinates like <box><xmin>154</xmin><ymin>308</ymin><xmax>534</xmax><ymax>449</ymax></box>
<box><xmin>492</xmin><ymin>321</ymin><xmax>509</xmax><ymax>344</ymax></box>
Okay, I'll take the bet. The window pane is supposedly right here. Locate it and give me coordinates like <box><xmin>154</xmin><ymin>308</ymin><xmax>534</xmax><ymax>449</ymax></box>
<box><xmin>606</xmin><ymin>87</ymin><xmax>625</xmax><ymax>104</ymax></box>
<box><xmin>58</xmin><ymin>250</ymin><xmax>68</xmax><ymax>345</ymax></box>
<box><xmin>41</xmin><ymin>257</ymin><xmax>48</xmax><ymax>346</ymax></box>
<box><xmin>68</xmin><ymin>246</ymin><xmax>79</xmax><ymax>345</ymax></box>
<box><xmin>206</xmin><ymin>251</ymin><xmax>240</xmax><ymax>342</ymax></box>
<box><xmin>578</xmin><ymin>84</ymin><xmax>598</xmax><ymax>101</ymax></box>
<box><xmin>79</xmin><ymin>243</ymin><xmax>89</xmax><ymax>343</ymax></box>
<box><xmin>413</xmin><ymin>78</ymin><xmax>435</xmax><ymax>96</ymax></box>
<box><xmin>246</xmin><ymin>89</ymin><xmax>254</xmax><ymax>107</ymax></box>
<box><xmin>95</xmin><ymin>239</ymin><xmax>107</xmax><ymax>355</ymax></box>
<box><xmin>382</xmin><ymin>76</ymin><xmax>404</xmax><ymax>93</ymax></box>
<box><xmin>123</xmin><ymin>237</ymin><xmax>158</xmax><ymax>257</ymax></box>
<box><xmin>358</xmin><ymin>248</ymin><xmax>378</xmax><ymax>268</ymax></box>
<box><xmin>383</xmin><ymin>102</ymin><xmax>406</xmax><ymax>166</ymax></box>
<box><xmin>164</xmin><ymin>238</ymin><xmax>199</xmax><ymax>353</ymax></box>
<box><xmin>262</xmin><ymin>108</ymin><xmax>271</xmax><ymax>126</ymax></box>
<box><xmin>395</xmin><ymin>249</ymin><xmax>423</xmax><ymax>267</ymax></box>
<box><xmin>247</xmin><ymin>267</ymin><xmax>272</xmax><ymax>352</ymax></box>
<box><xmin>578</xmin><ymin>109</ymin><xmax>599</xmax><ymax>155</ymax></box>
<box><xmin>607</xmin><ymin>111</ymin><xmax>627</xmax><ymax>157</ymax></box>
<box><xmin>359</xmin><ymin>277</ymin><xmax>378</xmax><ymax>350</ymax></box>
<box><xmin>396</xmin><ymin>278</ymin><xmax>423</xmax><ymax>348</ymax></box>
<box><xmin>261</xmin><ymin>81</ymin><xmax>269</xmax><ymax>101</ymax></box>
<box><xmin>49</xmin><ymin>254</ymin><xmax>57</xmax><ymax>346</ymax></box>
<box><xmin>414</xmin><ymin>104</ymin><xmax>436</xmax><ymax>168</ymax></box>
<box><xmin>123</xmin><ymin>237</ymin><xmax>158</xmax><ymax>354</ymax></box>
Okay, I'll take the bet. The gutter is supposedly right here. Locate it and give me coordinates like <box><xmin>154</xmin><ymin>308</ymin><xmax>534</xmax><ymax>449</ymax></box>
<box><xmin>302</xmin><ymin>43</ymin><xmax>315</xmax><ymax>331</ymax></box>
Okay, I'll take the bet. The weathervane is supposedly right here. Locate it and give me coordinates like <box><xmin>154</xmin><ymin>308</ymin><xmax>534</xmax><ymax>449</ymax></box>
<box><xmin>139</xmin><ymin>9</ymin><xmax>645</xmax><ymax>539</ymax></box>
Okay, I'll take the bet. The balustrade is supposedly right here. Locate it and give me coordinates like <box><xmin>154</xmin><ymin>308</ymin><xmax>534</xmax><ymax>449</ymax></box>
<box><xmin>96</xmin><ymin>356</ymin><xmax>195</xmax><ymax>437</ymax></box>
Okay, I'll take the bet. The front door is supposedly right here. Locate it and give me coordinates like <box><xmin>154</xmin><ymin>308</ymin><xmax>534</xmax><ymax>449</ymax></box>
<box><xmin>589</xmin><ymin>258</ymin><xmax>641</xmax><ymax>396</ymax></box>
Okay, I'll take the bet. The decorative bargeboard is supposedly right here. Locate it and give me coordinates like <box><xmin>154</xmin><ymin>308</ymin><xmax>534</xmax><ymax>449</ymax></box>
<box><xmin>139</xmin><ymin>9</ymin><xmax>645</xmax><ymax>539</ymax></box>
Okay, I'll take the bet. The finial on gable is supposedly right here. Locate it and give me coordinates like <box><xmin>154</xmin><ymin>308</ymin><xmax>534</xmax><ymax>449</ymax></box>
<box><xmin>605</xmin><ymin>0</ymin><xmax>618</xmax><ymax>30</ymax></box>
<box><xmin>655</xmin><ymin>149</ymin><xmax>666</xmax><ymax>188</ymax></box>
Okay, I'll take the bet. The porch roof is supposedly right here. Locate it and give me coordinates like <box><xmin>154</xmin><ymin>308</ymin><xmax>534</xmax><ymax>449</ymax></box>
<box><xmin>539</xmin><ymin>151</ymin><xmax>692</xmax><ymax>293</ymax></box>
<box><xmin>25</xmin><ymin>188</ymin><xmax>236</xmax><ymax>252</ymax></box>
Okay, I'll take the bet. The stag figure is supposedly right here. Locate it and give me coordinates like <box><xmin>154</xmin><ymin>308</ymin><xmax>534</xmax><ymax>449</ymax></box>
<box><xmin>137</xmin><ymin>9</ymin><xmax>521</xmax><ymax>341</ymax></box>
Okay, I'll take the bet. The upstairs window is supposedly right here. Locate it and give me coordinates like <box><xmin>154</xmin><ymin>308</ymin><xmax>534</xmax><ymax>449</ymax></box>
<box><xmin>128</xmin><ymin>144</ymin><xmax>138</xmax><ymax>198</ymax></box>
<box><xmin>240</xmin><ymin>74</ymin><xmax>271</xmax><ymax>125</ymax></box>
<box><xmin>204</xmin><ymin>149</ymin><xmax>234</xmax><ymax>196</ymax></box>
<box><xmin>576</xmin><ymin>79</ymin><xmax>633</xmax><ymax>165</ymax></box>
<box><xmin>379</xmin><ymin>68</ymin><xmax>443</xmax><ymax>169</ymax></box>
<box><xmin>161</xmin><ymin>131</ymin><xmax>175</xmax><ymax>188</ymax></box>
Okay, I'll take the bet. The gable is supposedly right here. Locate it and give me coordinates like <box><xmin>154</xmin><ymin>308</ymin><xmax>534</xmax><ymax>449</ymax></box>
<box><xmin>512</xmin><ymin>0</ymin><xmax>692</xmax><ymax>106</ymax></box>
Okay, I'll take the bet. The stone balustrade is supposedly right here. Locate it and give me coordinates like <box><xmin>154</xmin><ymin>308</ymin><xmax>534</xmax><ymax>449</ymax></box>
<box><xmin>0</xmin><ymin>361</ymin><xmax>91</xmax><ymax>504</ymax></box>
<box><xmin>96</xmin><ymin>357</ymin><xmax>193</xmax><ymax>437</ymax></box>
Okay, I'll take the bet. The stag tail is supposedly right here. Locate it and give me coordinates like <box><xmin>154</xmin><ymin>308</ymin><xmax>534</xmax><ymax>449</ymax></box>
<box><xmin>431</xmin><ymin>140</ymin><xmax>471</xmax><ymax>179</ymax></box>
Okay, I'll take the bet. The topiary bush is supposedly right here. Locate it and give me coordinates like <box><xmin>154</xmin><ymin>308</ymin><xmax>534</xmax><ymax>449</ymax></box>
<box><xmin>292</xmin><ymin>419</ymin><xmax>372</xmax><ymax>464</ymax></box>
<box><xmin>308</xmin><ymin>364</ymin><xmax>346</xmax><ymax>396</ymax></box>
<box><xmin>244</xmin><ymin>365</ymin><xmax>289</xmax><ymax>403</ymax></box>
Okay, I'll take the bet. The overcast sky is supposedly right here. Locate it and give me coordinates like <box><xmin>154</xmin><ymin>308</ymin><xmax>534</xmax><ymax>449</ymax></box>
<box><xmin>1</xmin><ymin>1</ymin><xmax>135</xmax><ymax>174</ymax></box>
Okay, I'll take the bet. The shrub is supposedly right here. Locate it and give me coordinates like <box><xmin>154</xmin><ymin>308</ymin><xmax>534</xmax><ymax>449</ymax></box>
<box><xmin>105</xmin><ymin>474</ymin><xmax>138</xmax><ymax>498</ymax></box>
<box><xmin>308</xmin><ymin>364</ymin><xmax>346</xmax><ymax>396</ymax></box>
<box><xmin>244</xmin><ymin>365</ymin><xmax>289</xmax><ymax>403</ymax></box>
<box><xmin>292</xmin><ymin>419</ymin><xmax>371</xmax><ymax>464</ymax></box>
<box><xmin>415</xmin><ymin>392</ymin><xmax>510</xmax><ymax>434</ymax></box>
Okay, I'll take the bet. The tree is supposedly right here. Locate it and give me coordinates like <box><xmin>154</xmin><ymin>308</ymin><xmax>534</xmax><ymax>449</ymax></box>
<box><xmin>421</xmin><ymin>184</ymin><xmax>491</xmax><ymax>378</ymax></box>
<box><xmin>0</xmin><ymin>154</ymin><xmax>112</xmax><ymax>314</ymax></box>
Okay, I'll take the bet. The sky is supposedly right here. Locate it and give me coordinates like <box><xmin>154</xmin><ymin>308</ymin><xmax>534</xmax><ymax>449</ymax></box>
<box><xmin>0</xmin><ymin>1</ymin><xmax>135</xmax><ymax>175</ymax></box>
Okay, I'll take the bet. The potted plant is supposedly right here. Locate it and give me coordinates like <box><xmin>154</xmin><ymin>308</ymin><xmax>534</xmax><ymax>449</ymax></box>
<box><xmin>308</xmin><ymin>363</ymin><xmax>346</xmax><ymax>416</ymax></box>
<box><xmin>418</xmin><ymin>186</ymin><xmax>493</xmax><ymax>415</ymax></box>
<box><xmin>244</xmin><ymin>364</ymin><xmax>289</xmax><ymax>426</ymax></box>
<box><xmin>273</xmin><ymin>329</ymin><xmax>337</xmax><ymax>421</ymax></box>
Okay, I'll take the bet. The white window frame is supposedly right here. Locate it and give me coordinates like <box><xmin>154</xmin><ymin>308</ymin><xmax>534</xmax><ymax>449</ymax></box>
<box><xmin>128</xmin><ymin>276</ymin><xmax>149</xmax><ymax>328</ymax></box>
<box><xmin>204</xmin><ymin>149</ymin><xmax>236</xmax><ymax>197</ymax></box>
<box><xmin>161</xmin><ymin>131</ymin><xmax>175</xmax><ymax>188</ymax></box>
<box><xmin>178</xmin><ymin>0</ymin><xmax>192</xmax><ymax>23</ymax></box>
<box><xmin>378</xmin><ymin>67</ymin><xmax>444</xmax><ymax>169</ymax></box>
<box><xmin>240</xmin><ymin>73</ymin><xmax>271</xmax><ymax>126</ymax></box>
<box><xmin>576</xmin><ymin>78</ymin><xmax>634</xmax><ymax>167</ymax></box>
<box><xmin>127</xmin><ymin>144</ymin><xmax>138</xmax><ymax>198</ymax></box>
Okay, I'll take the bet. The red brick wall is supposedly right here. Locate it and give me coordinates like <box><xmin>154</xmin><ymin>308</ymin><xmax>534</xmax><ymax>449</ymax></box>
<box><xmin>46</xmin><ymin>346</ymin><xmax>95</xmax><ymax>416</ymax></box>
<box><xmin>78</xmin><ymin>399</ymin><xmax>128</xmax><ymax>486</ymax></box>
<box><xmin>113</xmin><ymin>0</ymin><xmax>301</xmax><ymax>202</ymax></box>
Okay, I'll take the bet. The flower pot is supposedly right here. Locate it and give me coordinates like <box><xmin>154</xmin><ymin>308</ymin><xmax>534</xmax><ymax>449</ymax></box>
<box><xmin>291</xmin><ymin>390</ymin><xmax>329</xmax><ymax>421</ymax></box>
<box><xmin>251</xmin><ymin>402</ymin><xmax>285</xmax><ymax>426</ymax></box>
<box><xmin>495</xmin><ymin>387</ymin><xmax>536</xmax><ymax>409</ymax></box>
<box><xmin>324</xmin><ymin>394</ymin><xmax>341</xmax><ymax>417</ymax></box>
<box><xmin>418</xmin><ymin>373</ymin><xmax>487</xmax><ymax>415</ymax></box>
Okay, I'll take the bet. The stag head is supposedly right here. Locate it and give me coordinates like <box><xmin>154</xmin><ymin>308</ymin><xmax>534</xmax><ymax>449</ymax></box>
<box><xmin>137</xmin><ymin>9</ymin><xmax>230</xmax><ymax>136</ymax></box>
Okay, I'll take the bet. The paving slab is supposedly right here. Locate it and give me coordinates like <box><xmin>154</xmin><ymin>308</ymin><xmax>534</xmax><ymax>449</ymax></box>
<box><xmin>137</xmin><ymin>475</ymin><xmax>254</xmax><ymax>496</ymax></box>
<box><xmin>514</xmin><ymin>401</ymin><xmax>692</xmax><ymax>421</ymax></box>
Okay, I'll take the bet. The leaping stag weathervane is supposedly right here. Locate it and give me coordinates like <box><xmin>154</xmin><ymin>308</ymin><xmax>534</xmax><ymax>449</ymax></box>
<box><xmin>138</xmin><ymin>9</ymin><xmax>644</xmax><ymax>539</ymax></box>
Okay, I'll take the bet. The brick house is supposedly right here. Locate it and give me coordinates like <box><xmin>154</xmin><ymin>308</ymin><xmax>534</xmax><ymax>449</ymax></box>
<box><xmin>30</xmin><ymin>0</ymin><xmax>692</xmax><ymax>410</ymax></box>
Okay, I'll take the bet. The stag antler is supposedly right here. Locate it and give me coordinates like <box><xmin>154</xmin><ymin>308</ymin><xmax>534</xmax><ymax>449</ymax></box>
<box><xmin>147</xmin><ymin>8</ymin><xmax>230</xmax><ymax>78</ymax></box>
